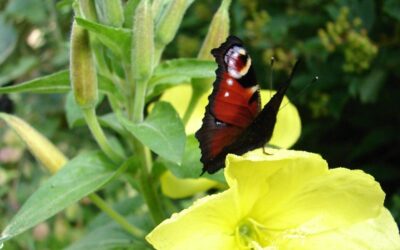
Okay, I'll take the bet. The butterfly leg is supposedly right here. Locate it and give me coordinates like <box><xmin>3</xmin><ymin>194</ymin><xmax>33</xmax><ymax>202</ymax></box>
<box><xmin>262</xmin><ymin>146</ymin><xmax>272</xmax><ymax>155</ymax></box>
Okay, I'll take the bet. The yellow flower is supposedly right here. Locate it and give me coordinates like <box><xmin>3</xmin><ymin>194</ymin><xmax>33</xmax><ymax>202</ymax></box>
<box><xmin>147</xmin><ymin>149</ymin><xmax>400</xmax><ymax>249</ymax></box>
<box><xmin>159</xmin><ymin>85</ymin><xmax>301</xmax><ymax>199</ymax></box>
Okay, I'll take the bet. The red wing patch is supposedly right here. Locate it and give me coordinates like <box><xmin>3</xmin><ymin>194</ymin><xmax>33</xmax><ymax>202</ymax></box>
<box><xmin>212</xmin><ymin>72</ymin><xmax>260</xmax><ymax>128</ymax></box>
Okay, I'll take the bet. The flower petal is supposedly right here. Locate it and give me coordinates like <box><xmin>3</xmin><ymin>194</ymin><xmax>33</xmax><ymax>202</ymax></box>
<box><xmin>226</xmin><ymin>149</ymin><xmax>385</xmax><ymax>234</ymax></box>
<box><xmin>261</xmin><ymin>167</ymin><xmax>385</xmax><ymax>233</ymax></box>
<box><xmin>260</xmin><ymin>90</ymin><xmax>301</xmax><ymax>149</ymax></box>
<box><xmin>225</xmin><ymin>149</ymin><xmax>328</xmax><ymax>218</ymax></box>
<box><xmin>160</xmin><ymin>171</ymin><xmax>219</xmax><ymax>199</ymax></box>
<box><xmin>277</xmin><ymin>208</ymin><xmax>400</xmax><ymax>250</ymax></box>
<box><xmin>146</xmin><ymin>189</ymin><xmax>239</xmax><ymax>250</ymax></box>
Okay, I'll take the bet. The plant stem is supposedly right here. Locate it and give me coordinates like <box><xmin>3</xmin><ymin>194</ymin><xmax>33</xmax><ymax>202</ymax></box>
<box><xmin>89</xmin><ymin>193</ymin><xmax>145</xmax><ymax>238</ymax></box>
<box><xmin>134</xmin><ymin>140</ymin><xmax>165</xmax><ymax>224</ymax></box>
<box><xmin>132</xmin><ymin>78</ymin><xmax>148</xmax><ymax>122</ymax></box>
<box><xmin>154</xmin><ymin>44</ymin><xmax>163</xmax><ymax>66</ymax></box>
<box><xmin>130</xmin><ymin>76</ymin><xmax>165</xmax><ymax>224</ymax></box>
<box><xmin>123</xmin><ymin>64</ymin><xmax>135</xmax><ymax>120</ymax></box>
<box><xmin>82</xmin><ymin>108</ymin><xmax>124</xmax><ymax>163</ymax></box>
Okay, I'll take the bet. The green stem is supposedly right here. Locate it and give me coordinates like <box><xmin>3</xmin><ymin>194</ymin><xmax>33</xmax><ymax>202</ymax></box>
<box><xmin>182</xmin><ymin>90</ymin><xmax>202</xmax><ymax>125</ymax></box>
<box><xmin>132</xmin><ymin>78</ymin><xmax>148</xmax><ymax>122</ymax></box>
<box><xmin>89</xmin><ymin>193</ymin><xmax>145</xmax><ymax>238</ymax></box>
<box><xmin>154</xmin><ymin>44</ymin><xmax>164</xmax><ymax>66</ymax></box>
<box><xmin>130</xmin><ymin>75</ymin><xmax>165</xmax><ymax>224</ymax></box>
<box><xmin>123</xmin><ymin>64</ymin><xmax>135</xmax><ymax>120</ymax></box>
<box><xmin>82</xmin><ymin>108</ymin><xmax>124</xmax><ymax>163</ymax></box>
<box><xmin>134</xmin><ymin>140</ymin><xmax>165</xmax><ymax>224</ymax></box>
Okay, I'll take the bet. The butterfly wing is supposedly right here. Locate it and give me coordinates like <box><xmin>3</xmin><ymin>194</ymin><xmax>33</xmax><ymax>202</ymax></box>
<box><xmin>195</xmin><ymin>36</ymin><xmax>261</xmax><ymax>173</ymax></box>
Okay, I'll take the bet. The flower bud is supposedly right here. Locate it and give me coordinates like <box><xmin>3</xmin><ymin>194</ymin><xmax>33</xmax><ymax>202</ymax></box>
<box><xmin>95</xmin><ymin>0</ymin><xmax>124</xmax><ymax>27</ymax></box>
<box><xmin>155</xmin><ymin>0</ymin><xmax>190</xmax><ymax>52</ymax></box>
<box><xmin>132</xmin><ymin>0</ymin><xmax>154</xmax><ymax>81</ymax></box>
<box><xmin>197</xmin><ymin>0</ymin><xmax>231</xmax><ymax>60</ymax></box>
<box><xmin>0</xmin><ymin>113</ymin><xmax>68</xmax><ymax>174</ymax></box>
<box><xmin>192</xmin><ymin>0</ymin><xmax>231</xmax><ymax>94</ymax></box>
<box><xmin>70</xmin><ymin>20</ymin><xmax>98</xmax><ymax>109</ymax></box>
<box><xmin>78</xmin><ymin>0</ymin><xmax>98</xmax><ymax>21</ymax></box>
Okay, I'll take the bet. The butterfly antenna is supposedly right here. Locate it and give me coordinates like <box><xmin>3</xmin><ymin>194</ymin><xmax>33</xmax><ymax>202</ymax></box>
<box><xmin>269</xmin><ymin>56</ymin><xmax>275</xmax><ymax>99</ymax></box>
<box><xmin>280</xmin><ymin>75</ymin><xmax>318</xmax><ymax>110</ymax></box>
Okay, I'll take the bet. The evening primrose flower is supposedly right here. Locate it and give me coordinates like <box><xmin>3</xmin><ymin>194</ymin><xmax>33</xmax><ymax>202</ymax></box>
<box><xmin>147</xmin><ymin>149</ymin><xmax>400</xmax><ymax>249</ymax></box>
<box><xmin>159</xmin><ymin>85</ymin><xmax>301</xmax><ymax>199</ymax></box>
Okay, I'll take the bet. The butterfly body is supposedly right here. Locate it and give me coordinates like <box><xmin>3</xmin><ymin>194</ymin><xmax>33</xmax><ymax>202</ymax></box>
<box><xmin>195</xmin><ymin>36</ymin><xmax>298</xmax><ymax>174</ymax></box>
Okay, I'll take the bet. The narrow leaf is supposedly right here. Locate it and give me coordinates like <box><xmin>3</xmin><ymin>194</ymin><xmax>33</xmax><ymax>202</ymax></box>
<box><xmin>0</xmin><ymin>70</ymin><xmax>70</xmax><ymax>93</ymax></box>
<box><xmin>66</xmin><ymin>215</ymin><xmax>152</xmax><ymax>250</ymax></box>
<box><xmin>0</xmin><ymin>151</ymin><xmax>122</xmax><ymax>242</ymax></box>
<box><xmin>147</xmin><ymin>59</ymin><xmax>215</xmax><ymax>98</ymax></box>
<box><xmin>151</xmin><ymin>58</ymin><xmax>215</xmax><ymax>79</ymax></box>
<box><xmin>0</xmin><ymin>70</ymin><xmax>122</xmax><ymax>99</ymax></box>
<box><xmin>120</xmin><ymin>102</ymin><xmax>185</xmax><ymax>164</ymax></box>
<box><xmin>75</xmin><ymin>17</ymin><xmax>131</xmax><ymax>60</ymax></box>
<box><xmin>65</xmin><ymin>92</ymin><xmax>85</xmax><ymax>128</ymax></box>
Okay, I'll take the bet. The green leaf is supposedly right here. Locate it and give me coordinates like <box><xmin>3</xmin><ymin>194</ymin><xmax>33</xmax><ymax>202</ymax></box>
<box><xmin>120</xmin><ymin>102</ymin><xmax>185</xmax><ymax>164</ymax></box>
<box><xmin>99</xmin><ymin>113</ymin><xmax>127</xmax><ymax>136</ymax></box>
<box><xmin>151</xmin><ymin>58</ymin><xmax>215</xmax><ymax>79</ymax></box>
<box><xmin>0</xmin><ymin>70</ymin><xmax>122</xmax><ymax>99</ymax></box>
<box><xmin>147</xmin><ymin>58</ymin><xmax>215</xmax><ymax>98</ymax></box>
<box><xmin>0</xmin><ymin>151</ymin><xmax>122</xmax><ymax>243</ymax></box>
<box><xmin>123</xmin><ymin>0</ymin><xmax>140</xmax><ymax>28</ymax></box>
<box><xmin>146</xmin><ymin>75</ymin><xmax>190</xmax><ymax>100</ymax></box>
<box><xmin>65</xmin><ymin>92</ymin><xmax>108</xmax><ymax>129</ymax></box>
<box><xmin>88</xmin><ymin>196</ymin><xmax>144</xmax><ymax>230</ymax></box>
<box><xmin>0</xmin><ymin>15</ymin><xmax>17</xmax><ymax>65</ymax></box>
<box><xmin>66</xmin><ymin>215</ymin><xmax>152</xmax><ymax>250</ymax></box>
<box><xmin>56</xmin><ymin>0</ymin><xmax>73</xmax><ymax>9</ymax></box>
<box><xmin>0</xmin><ymin>70</ymin><xmax>70</xmax><ymax>93</ymax></box>
<box><xmin>97</xmin><ymin>74</ymin><xmax>124</xmax><ymax>100</ymax></box>
<box><xmin>94</xmin><ymin>0</ymin><xmax>124</xmax><ymax>27</ymax></box>
<box><xmin>161</xmin><ymin>135</ymin><xmax>226</xmax><ymax>183</ymax></box>
<box><xmin>162</xmin><ymin>135</ymin><xmax>202</xmax><ymax>178</ymax></box>
<box><xmin>75</xmin><ymin>17</ymin><xmax>131</xmax><ymax>60</ymax></box>
<box><xmin>65</xmin><ymin>92</ymin><xmax>85</xmax><ymax>128</ymax></box>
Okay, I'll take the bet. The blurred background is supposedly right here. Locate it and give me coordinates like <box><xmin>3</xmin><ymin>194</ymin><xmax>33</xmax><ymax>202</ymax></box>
<box><xmin>0</xmin><ymin>0</ymin><xmax>399</xmax><ymax>248</ymax></box>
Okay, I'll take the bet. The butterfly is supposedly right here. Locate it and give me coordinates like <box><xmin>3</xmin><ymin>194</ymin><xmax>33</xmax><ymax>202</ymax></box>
<box><xmin>195</xmin><ymin>35</ymin><xmax>299</xmax><ymax>174</ymax></box>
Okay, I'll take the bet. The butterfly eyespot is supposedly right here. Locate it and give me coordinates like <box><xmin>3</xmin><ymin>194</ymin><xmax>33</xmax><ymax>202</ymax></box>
<box><xmin>224</xmin><ymin>45</ymin><xmax>251</xmax><ymax>79</ymax></box>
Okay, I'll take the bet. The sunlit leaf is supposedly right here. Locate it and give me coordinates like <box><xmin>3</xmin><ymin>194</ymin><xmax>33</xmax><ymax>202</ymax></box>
<box><xmin>120</xmin><ymin>102</ymin><xmax>185</xmax><ymax>164</ymax></box>
<box><xmin>0</xmin><ymin>152</ymin><xmax>124</xmax><ymax>243</ymax></box>
<box><xmin>75</xmin><ymin>17</ymin><xmax>131</xmax><ymax>60</ymax></box>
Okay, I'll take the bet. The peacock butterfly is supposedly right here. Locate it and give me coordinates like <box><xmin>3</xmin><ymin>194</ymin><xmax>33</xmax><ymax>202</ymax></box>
<box><xmin>195</xmin><ymin>35</ymin><xmax>299</xmax><ymax>174</ymax></box>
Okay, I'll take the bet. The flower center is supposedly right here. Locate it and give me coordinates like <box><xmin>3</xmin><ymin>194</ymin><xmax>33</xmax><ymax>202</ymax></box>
<box><xmin>236</xmin><ymin>218</ymin><xmax>268</xmax><ymax>249</ymax></box>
